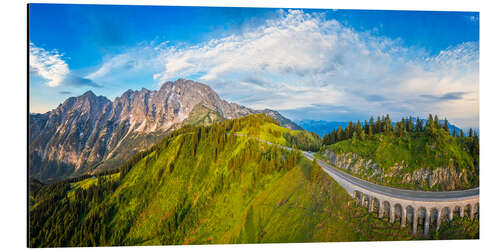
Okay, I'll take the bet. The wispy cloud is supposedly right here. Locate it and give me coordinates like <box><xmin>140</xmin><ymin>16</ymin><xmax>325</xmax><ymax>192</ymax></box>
<box><xmin>420</xmin><ymin>91</ymin><xmax>469</xmax><ymax>102</ymax></box>
<box><xmin>30</xmin><ymin>43</ymin><xmax>100</xmax><ymax>88</ymax></box>
<box><xmin>86</xmin><ymin>9</ymin><xmax>479</xmax><ymax>128</ymax></box>
<box><xmin>29</xmin><ymin>43</ymin><xmax>69</xmax><ymax>87</ymax></box>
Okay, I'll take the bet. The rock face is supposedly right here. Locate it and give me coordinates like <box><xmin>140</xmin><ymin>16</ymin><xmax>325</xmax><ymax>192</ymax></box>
<box><xmin>320</xmin><ymin>149</ymin><xmax>472</xmax><ymax>191</ymax></box>
<box><xmin>29</xmin><ymin>78</ymin><xmax>303</xmax><ymax>182</ymax></box>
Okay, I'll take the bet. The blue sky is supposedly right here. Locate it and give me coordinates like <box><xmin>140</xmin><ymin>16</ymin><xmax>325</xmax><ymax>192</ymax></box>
<box><xmin>29</xmin><ymin>4</ymin><xmax>479</xmax><ymax>129</ymax></box>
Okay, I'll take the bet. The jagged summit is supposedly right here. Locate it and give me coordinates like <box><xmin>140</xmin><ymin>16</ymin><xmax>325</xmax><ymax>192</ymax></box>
<box><xmin>82</xmin><ymin>90</ymin><xmax>96</xmax><ymax>97</ymax></box>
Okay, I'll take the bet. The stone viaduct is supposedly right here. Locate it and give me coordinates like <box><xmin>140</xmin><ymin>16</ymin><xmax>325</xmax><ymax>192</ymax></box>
<box><xmin>301</xmin><ymin>151</ymin><xmax>479</xmax><ymax>236</ymax></box>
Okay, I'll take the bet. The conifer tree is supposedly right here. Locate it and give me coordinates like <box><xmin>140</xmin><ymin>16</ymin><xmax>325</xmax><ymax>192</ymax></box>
<box><xmin>368</xmin><ymin>123</ymin><xmax>373</xmax><ymax>139</ymax></box>
<box><xmin>408</xmin><ymin>116</ymin><xmax>414</xmax><ymax>132</ymax></box>
<box><xmin>426</xmin><ymin>114</ymin><xmax>434</xmax><ymax>132</ymax></box>
<box><xmin>384</xmin><ymin>114</ymin><xmax>393</xmax><ymax>134</ymax></box>
<box><xmin>356</xmin><ymin>120</ymin><xmax>362</xmax><ymax>135</ymax></box>
<box><xmin>416</xmin><ymin>118</ymin><xmax>422</xmax><ymax>132</ymax></box>
<box><xmin>346</xmin><ymin>121</ymin><xmax>353</xmax><ymax>138</ymax></box>
<box><xmin>360</xmin><ymin>130</ymin><xmax>366</xmax><ymax>141</ymax></box>
<box><xmin>376</xmin><ymin>116</ymin><xmax>382</xmax><ymax>133</ymax></box>
<box><xmin>336</xmin><ymin>125</ymin><xmax>343</xmax><ymax>142</ymax></box>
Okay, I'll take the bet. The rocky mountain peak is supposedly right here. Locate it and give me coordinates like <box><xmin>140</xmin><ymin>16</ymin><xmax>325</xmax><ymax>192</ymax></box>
<box><xmin>82</xmin><ymin>90</ymin><xmax>96</xmax><ymax>97</ymax></box>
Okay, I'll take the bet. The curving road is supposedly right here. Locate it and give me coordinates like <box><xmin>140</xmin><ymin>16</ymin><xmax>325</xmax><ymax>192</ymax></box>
<box><xmin>301</xmin><ymin>151</ymin><xmax>479</xmax><ymax>202</ymax></box>
<box><xmin>230</xmin><ymin>133</ymin><xmax>479</xmax><ymax>202</ymax></box>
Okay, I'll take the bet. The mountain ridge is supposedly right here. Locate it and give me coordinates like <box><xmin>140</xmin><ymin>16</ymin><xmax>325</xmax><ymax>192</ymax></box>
<box><xmin>29</xmin><ymin>78</ymin><xmax>303</xmax><ymax>182</ymax></box>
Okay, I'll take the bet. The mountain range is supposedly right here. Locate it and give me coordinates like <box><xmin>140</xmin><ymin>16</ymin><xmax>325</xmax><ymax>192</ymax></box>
<box><xmin>29</xmin><ymin>78</ymin><xmax>302</xmax><ymax>182</ymax></box>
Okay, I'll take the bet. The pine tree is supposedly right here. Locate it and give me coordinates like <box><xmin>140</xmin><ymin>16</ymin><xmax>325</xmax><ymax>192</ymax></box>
<box><xmin>416</xmin><ymin>118</ymin><xmax>422</xmax><ymax>132</ymax></box>
<box><xmin>408</xmin><ymin>116</ymin><xmax>414</xmax><ymax>132</ymax></box>
<box><xmin>376</xmin><ymin>116</ymin><xmax>382</xmax><ymax>134</ymax></box>
<box><xmin>368</xmin><ymin>123</ymin><xmax>373</xmax><ymax>139</ymax></box>
<box><xmin>346</xmin><ymin>121</ymin><xmax>353</xmax><ymax>138</ymax></box>
<box><xmin>360</xmin><ymin>130</ymin><xmax>366</xmax><ymax>141</ymax></box>
<box><xmin>434</xmin><ymin>114</ymin><xmax>440</xmax><ymax>129</ymax></box>
<box><xmin>384</xmin><ymin>114</ymin><xmax>393</xmax><ymax>134</ymax></box>
<box><xmin>368</xmin><ymin>116</ymin><xmax>374</xmax><ymax>138</ymax></box>
<box><xmin>444</xmin><ymin>118</ymin><xmax>449</xmax><ymax>133</ymax></box>
<box><xmin>426</xmin><ymin>114</ymin><xmax>434</xmax><ymax>132</ymax></box>
<box><xmin>336</xmin><ymin>125</ymin><xmax>343</xmax><ymax>141</ymax></box>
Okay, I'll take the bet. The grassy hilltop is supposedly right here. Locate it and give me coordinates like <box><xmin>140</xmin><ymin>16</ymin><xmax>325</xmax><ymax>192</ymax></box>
<box><xmin>319</xmin><ymin>115</ymin><xmax>479</xmax><ymax>191</ymax></box>
<box><xmin>29</xmin><ymin>114</ymin><xmax>478</xmax><ymax>247</ymax></box>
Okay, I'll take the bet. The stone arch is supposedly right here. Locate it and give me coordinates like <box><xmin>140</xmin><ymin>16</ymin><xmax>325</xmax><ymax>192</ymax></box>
<box><xmin>452</xmin><ymin>206</ymin><xmax>461</xmax><ymax>218</ymax></box>
<box><xmin>464</xmin><ymin>204</ymin><xmax>472</xmax><ymax>218</ymax></box>
<box><xmin>473</xmin><ymin>203</ymin><xmax>479</xmax><ymax>219</ymax></box>
<box><xmin>441</xmin><ymin>207</ymin><xmax>451</xmax><ymax>223</ymax></box>
<box><xmin>378</xmin><ymin>199</ymin><xmax>384</xmax><ymax>218</ymax></box>
<box><xmin>406</xmin><ymin>205</ymin><xmax>415</xmax><ymax>224</ymax></box>
<box><xmin>354</xmin><ymin>190</ymin><xmax>362</xmax><ymax>205</ymax></box>
<box><xmin>406</xmin><ymin>205</ymin><xmax>415</xmax><ymax>232</ymax></box>
<box><xmin>429</xmin><ymin>208</ymin><xmax>439</xmax><ymax>232</ymax></box>
<box><xmin>416</xmin><ymin>207</ymin><xmax>427</xmax><ymax>233</ymax></box>
<box><xmin>383</xmin><ymin>201</ymin><xmax>391</xmax><ymax>218</ymax></box>
<box><xmin>362</xmin><ymin>194</ymin><xmax>370</xmax><ymax>208</ymax></box>
<box><xmin>372</xmin><ymin>197</ymin><xmax>380</xmax><ymax>214</ymax></box>
<box><xmin>394</xmin><ymin>203</ymin><xmax>403</xmax><ymax>224</ymax></box>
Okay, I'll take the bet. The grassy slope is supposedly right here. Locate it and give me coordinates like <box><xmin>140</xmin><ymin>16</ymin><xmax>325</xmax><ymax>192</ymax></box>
<box><xmin>232</xmin><ymin>114</ymin><xmax>321</xmax><ymax>150</ymax></box>
<box><xmin>320</xmin><ymin>129</ymin><xmax>479</xmax><ymax>190</ymax></box>
<box><xmin>29</xmin><ymin>115</ymin><xmax>478</xmax><ymax>247</ymax></box>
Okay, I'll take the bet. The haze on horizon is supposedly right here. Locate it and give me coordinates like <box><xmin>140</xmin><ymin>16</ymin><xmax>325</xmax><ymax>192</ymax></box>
<box><xmin>29</xmin><ymin>4</ymin><xmax>479</xmax><ymax>129</ymax></box>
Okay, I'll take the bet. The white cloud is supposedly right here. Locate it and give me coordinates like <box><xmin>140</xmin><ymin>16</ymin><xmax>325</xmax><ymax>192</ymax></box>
<box><xmin>85</xmin><ymin>43</ymin><xmax>166</xmax><ymax>86</ymax></box>
<box><xmin>87</xmin><ymin>9</ymin><xmax>479</xmax><ymax>128</ymax></box>
<box><xmin>29</xmin><ymin>43</ymin><xmax>70</xmax><ymax>87</ymax></box>
<box><xmin>30</xmin><ymin>43</ymin><xmax>100</xmax><ymax>88</ymax></box>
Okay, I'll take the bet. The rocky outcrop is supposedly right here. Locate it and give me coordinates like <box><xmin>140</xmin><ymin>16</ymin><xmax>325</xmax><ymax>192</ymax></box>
<box><xmin>320</xmin><ymin>149</ymin><xmax>473</xmax><ymax>191</ymax></box>
<box><xmin>29</xmin><ymin>78</ymin><xmax>303</xmax><ymax>182</ymax></box>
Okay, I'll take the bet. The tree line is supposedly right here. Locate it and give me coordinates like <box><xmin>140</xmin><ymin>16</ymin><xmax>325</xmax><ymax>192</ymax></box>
<box><xmin>322</xmin><ymin>114</ymin><xmax>479</xmax><ymax>145</ymax></box>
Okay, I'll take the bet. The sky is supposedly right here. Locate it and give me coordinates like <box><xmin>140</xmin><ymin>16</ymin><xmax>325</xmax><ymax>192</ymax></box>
<box><xmin>29</xmin><ymin>4</ymin><xmax>480</xmax><ymax>129</ymax></box>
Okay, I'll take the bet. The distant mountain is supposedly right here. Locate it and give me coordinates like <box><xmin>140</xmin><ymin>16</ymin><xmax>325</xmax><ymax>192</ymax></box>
<box><xmin>299</xmin><ymin>119</ymin><xmax>465</xmax><ymax>138</ymax></box>
<box><xmin>29</xmin><ymin>78</ymin><xmax>302</xmax><ymax>182</ymax></box>
<box><xmin>297</xmin><ymin>120</ymin><xmax>349</xmax><ymax>137</ymax></box>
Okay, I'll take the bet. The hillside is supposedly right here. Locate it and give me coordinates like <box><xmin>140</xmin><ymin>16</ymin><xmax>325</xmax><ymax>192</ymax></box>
<box><xmin>319</xmin><ymin>119</ymin><xmax>479</xmax><ymax>191</ymax></box>
<box><xmin>230</xmin><ymin>114</ymin><xmax>322</xmax><ymax>151</ymax></box>
<box><xmin>29</xmin><ymin>115</ymin><xmax>478</xmax><ymax>247</ymax></box>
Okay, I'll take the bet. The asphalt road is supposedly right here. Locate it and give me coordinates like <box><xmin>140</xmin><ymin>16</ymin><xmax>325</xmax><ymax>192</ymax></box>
<box><xmin>301</xmin><ymin>151</ymin><xmax>479</xmax><ymax>202</ymax></box>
